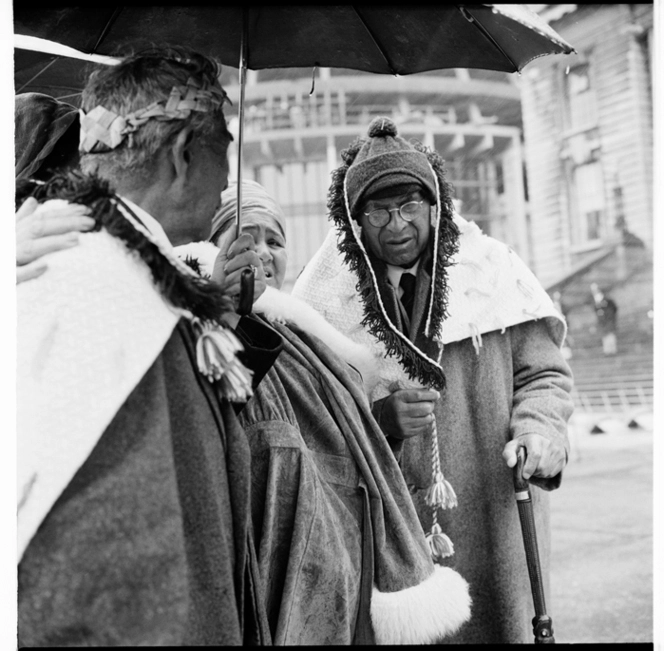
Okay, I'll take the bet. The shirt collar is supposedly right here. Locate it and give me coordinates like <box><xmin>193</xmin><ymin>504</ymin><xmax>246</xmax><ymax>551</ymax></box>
<box><xmin>386</xmin><ymin>259</ymin><xmax>420</xmax><ymax>291</ymax></box>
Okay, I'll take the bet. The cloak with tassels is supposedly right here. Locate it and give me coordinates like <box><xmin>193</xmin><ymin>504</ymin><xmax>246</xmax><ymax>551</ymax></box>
<box><xmin>16</xmin><ymin>173</ymin><xmax>279</xmax><ymax>646</ymax></box>
<box><xmin>290</xmin><ymin>138</ymin><xmax>575</xmax><ymax>643</ymax></box>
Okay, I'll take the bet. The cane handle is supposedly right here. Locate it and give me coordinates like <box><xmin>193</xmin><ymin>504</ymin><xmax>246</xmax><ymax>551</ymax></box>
<box><xmin>513</xmin><ymin>446</ymin><xmax>529</xmax><ymax>492</ymax></box>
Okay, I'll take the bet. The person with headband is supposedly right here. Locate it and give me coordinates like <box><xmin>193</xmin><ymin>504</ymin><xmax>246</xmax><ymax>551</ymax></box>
<box><xmin>292</xmin><ymin>116</ymin><xmax>574</xmax><ymax>644</ymax></box>
<box><xmin>16</xmin><ymin>46</ymin><xmax>282</xmax><ymax>646</ymax></box>
<box><xmin>177</xmin><ymin>178</ymin><xmax>472</xmax><ymax>645</ymax></box>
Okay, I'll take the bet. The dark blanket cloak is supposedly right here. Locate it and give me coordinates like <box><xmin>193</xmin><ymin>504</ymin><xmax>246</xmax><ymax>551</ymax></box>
<box><xmin>238</xmin><ymin>316</ymin><xmax>470</xmax><ymax>645</ymax></box>
<box><xmin>18</xmin><ymin>319</ymin><xmax>271</xmax><ymax>646</ymax></box>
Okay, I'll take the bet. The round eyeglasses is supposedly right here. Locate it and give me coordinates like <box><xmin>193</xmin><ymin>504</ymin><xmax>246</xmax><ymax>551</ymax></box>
<box><xmin>363</xmin><ymin>200</ymin><xmax>425</xmax><ymax>228</ymax></box>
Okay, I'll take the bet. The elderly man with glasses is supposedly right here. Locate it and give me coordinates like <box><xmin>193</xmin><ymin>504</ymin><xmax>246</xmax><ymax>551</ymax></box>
<box><xmin>293</xmin><ymin>116</ymin><xmax>575</xmax><ymax>644</ymax></box>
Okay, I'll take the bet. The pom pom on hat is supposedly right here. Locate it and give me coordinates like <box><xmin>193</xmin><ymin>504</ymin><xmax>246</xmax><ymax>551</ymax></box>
<box><xmin>367</xmin><ymin>116</ymin><xmax>398</xmax><ymax>138</ymax></box>
<box><xmin>345</xmin><ymin>115</ymin><xmax>437</xmax><ymax>215</ymax></box>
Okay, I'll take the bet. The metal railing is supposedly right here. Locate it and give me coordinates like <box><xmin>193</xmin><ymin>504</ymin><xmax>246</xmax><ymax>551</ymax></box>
<box><xmin>244</xmin><ymin>100</ymin><xmax>459</xmax><ymax>133</ymax></box>
<box><xmin>571</xmin><ymin>382</ymin><xmax>654</xmax><ymax>413</ymax></box>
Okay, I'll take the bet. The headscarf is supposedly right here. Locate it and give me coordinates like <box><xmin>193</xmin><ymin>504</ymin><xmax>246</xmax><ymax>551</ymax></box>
<box><xmin>15</xmin><ymin>93</ymin><xmax>80</xmax><ymax>181</ymax></box>
<box><xmin>211</xmin><ymin>179</ymin><xmax>286</xmax><ymax>244</ymax></box>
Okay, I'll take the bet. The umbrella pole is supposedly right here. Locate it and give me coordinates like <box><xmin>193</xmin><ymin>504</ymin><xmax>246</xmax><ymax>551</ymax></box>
<box><xmin>235</xmin><ymin>9</ymin><xmax>254</xmax><ymax>315</ymax></box>
<box><xmin>235</xmin><ymin>9</ymin><xmax>247</xmax><ymax>240</ymax></box>
<box><xmin>513</xmin><ymin>448</ymin><xmax>556</xmax><ymax>644</ymax></box>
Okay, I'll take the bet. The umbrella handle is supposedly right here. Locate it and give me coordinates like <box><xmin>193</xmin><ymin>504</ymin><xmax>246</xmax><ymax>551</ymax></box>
<box><xmin>237</xmin><ymin>267</ymin><xmax>255</xmax><ymax>316</ymax></box>
<box><xmin>513</xmin><ymin>448</ymin><xmax>556</xmax><ymax>644</ymax></box>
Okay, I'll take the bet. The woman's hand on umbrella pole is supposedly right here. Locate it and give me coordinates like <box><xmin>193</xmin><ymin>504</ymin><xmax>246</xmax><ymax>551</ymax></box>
<box><xmin>212</xmin><ymin>232</ymin><xmax>267</xmax><ymax>309</ymax></box>
<box><xmin>16</xmin><ymin>197</ymin><xmax>95</xmax><ymax>284</ymax></box>
<box><xmin>502</xmin><ymin>434</ymin><xmax>567</xmax><ymax>480</ymax></box>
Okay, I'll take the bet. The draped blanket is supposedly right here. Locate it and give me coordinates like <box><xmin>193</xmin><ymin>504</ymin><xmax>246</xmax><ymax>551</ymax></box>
<box><xmin>292</xmin><ymin>214</ymin><xmax>566</xmax><ymax>402</ymax></box>
<box><xmin>17</xmin><ymin>223</ymin><xmax>182</xmax><ymax>561</ymax></box>
<box><xmin>18</xmin><ymin>321</ymin><xmax>268</xmax><ymax>645</ymax></box>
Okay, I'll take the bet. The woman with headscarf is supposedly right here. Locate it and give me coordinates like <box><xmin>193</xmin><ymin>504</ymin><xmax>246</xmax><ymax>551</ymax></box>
<box><xmin>176</xmin><ymin>179</ymin><xmax>472</xmax><ymax>645</ymax></box>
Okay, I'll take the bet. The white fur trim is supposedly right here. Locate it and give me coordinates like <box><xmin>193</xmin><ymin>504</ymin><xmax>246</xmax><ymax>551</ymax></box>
<box><xmin>370</xmin><ymin>565</ymin><xmax>471</xmax><ymax>644</ymax></box>
<box><xmin>174</xmin><ymin>240</ymin><xmax>220</xmax><ymax>277</ymax></box>
<box><xmin>255</xmin><ymin>285</ymin><xmax>380</xmax><ymax>395</ymax></box>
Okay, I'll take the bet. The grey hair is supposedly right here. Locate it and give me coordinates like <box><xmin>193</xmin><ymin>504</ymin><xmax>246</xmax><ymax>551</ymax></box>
<box><xmin>80</xmin><ymin>45</ymin><xmax>232</xmax><ymax>183</ymax></box>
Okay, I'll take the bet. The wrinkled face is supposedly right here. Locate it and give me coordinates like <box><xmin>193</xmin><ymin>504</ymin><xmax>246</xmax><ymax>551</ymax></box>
<box><xmin>358</xmin><ymin>188</ymin><xmax>432</xmax><ymax>267</ymax></box>
<box><xmin>215</xmin><ymin>210</ymin><xmax>288</xmax><ymax>289</ymax></box>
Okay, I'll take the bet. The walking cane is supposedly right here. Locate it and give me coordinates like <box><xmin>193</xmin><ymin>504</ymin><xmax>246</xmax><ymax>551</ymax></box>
<box><xmin>513</xmin><ymin>448</ymin><xmax>556</xmax><ymax>644</ymax></box>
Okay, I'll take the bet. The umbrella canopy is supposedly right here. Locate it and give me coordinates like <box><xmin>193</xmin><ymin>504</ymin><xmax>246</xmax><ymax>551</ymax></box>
<box><xmin>14</xmin><ymin>5</ymin><xmax>575</xmax><ymax>307</ymax></box>
<box><xmin>14</xmin><ymin>5</ymin><xmax>574</xmax><ymax>74</ymax></box>
<box><xmin>14</xmin><ymin>37</ymin><xmax>120</xmax><ymax>103</ymax></box>
<box><xmin>15</xmin><ymin>49</ymin><xmax>96</xmax><ymax>105</ymax></box>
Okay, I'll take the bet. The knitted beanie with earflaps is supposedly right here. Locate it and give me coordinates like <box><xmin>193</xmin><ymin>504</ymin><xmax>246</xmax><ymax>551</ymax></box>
<box><xmin>327</xmin><ymin>116</ymin><xmax>461</xmax><ymax>564</ymax></box>
<box><xmin>345</xmin><ymin>117</ymin><xmax>439</xmax><ymax>213</ymax></box>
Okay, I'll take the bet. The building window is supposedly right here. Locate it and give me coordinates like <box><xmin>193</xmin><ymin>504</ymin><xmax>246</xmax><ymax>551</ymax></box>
<box><xmin>573</xmin><ymin>161</ymin><xmax>606</xmax><ymax>245</ymax></box>
<box><xmin>566</xmin><ymin>61</ymin><xmax>598</xmax><ymax>130</ymax></box>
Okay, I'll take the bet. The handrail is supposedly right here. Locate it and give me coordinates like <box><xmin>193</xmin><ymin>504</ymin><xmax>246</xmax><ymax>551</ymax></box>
<box><xmin>571</xmin><ymin>382</ymin><xmax>653</xmax><ymax>413</ymax></box>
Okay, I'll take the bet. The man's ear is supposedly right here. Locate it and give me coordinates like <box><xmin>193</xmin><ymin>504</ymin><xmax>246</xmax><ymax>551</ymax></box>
<box><xmin>170</xmin><ymin>126</ymin><xmax>195</xmax><ymax>181</ymax></box>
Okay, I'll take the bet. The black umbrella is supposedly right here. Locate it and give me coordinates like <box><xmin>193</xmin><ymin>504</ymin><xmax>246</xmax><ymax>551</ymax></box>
<box><xmin>14</xmin><ymin>5</ymin><xmax>575</xmax><ymax>239</ymax></box>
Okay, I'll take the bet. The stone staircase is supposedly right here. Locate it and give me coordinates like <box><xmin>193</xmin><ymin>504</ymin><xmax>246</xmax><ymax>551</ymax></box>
<box><xmin>546</xmin><ymin>241</ymin><xmax>654</xmax><ymax>415</ymax></box>
<box><xmin>567</xmin><ymin>350</ymin><xmax>653</xmax><ymax>413</ymax></box>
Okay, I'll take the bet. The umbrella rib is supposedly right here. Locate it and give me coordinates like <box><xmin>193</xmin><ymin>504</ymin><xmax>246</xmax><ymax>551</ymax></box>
<box><xmin>456</xmin><ymin>5</ymin><xmax>519</xmax><ymax>72</ymax></box>
<box><xmin>91</xmin><ymin>7</ymin><xmax>125</xmax><ymax>54</ymax></box>
<box><xmin>352</xmin><ymin>7</ymin><xmax>399</xmax><ymax>75</ymax></box>
<box><xmin>16</xmin><ymin>57</ymin><xmax>59</xmax><ymax>93</ymax></box>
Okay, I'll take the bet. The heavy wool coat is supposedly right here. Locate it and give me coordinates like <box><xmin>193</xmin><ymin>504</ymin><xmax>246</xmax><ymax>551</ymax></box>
<box><xmin>370</xmin><ymin>260</ymin><xmax>574</xmax><ymax>644</ymax></box>
<box><xmin>18</xmin><ymin>320</ymin><xmax>271</xmax><ymax>646</ymax></box>
<box><xmin>292</xmin><ymin>215</ymin><xmax>574</xmax><ymax>644</ymax></box>
<box><xmin>380</xmin><ymin>325</ymin><xmax>572</xmax><ymax>643</ymax></box>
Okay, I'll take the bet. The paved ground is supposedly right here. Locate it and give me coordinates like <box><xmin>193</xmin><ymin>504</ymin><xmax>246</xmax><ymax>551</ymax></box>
<box><xmin>547</xmin><ymin>412</ymin><xmax>655</xmax><ymax>643</ymax></box>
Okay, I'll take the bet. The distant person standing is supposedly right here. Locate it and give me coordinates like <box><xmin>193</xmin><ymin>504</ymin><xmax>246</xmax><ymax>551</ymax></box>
<box><xmin>552</xmin><ymin>290</ymin><xmax>573</xmax><ymax>360</ymax></box>
<box><xmin>590</xmin><ymin>283</ymin><xmax>618</xmax><ymax>355</ymax></box>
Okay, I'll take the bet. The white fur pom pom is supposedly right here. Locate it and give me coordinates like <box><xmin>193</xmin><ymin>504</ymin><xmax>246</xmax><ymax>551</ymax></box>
<box><xmin>370</xmin><ymin>565</ymin><xmax>471</xmax><ymax>645</ymax></box>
